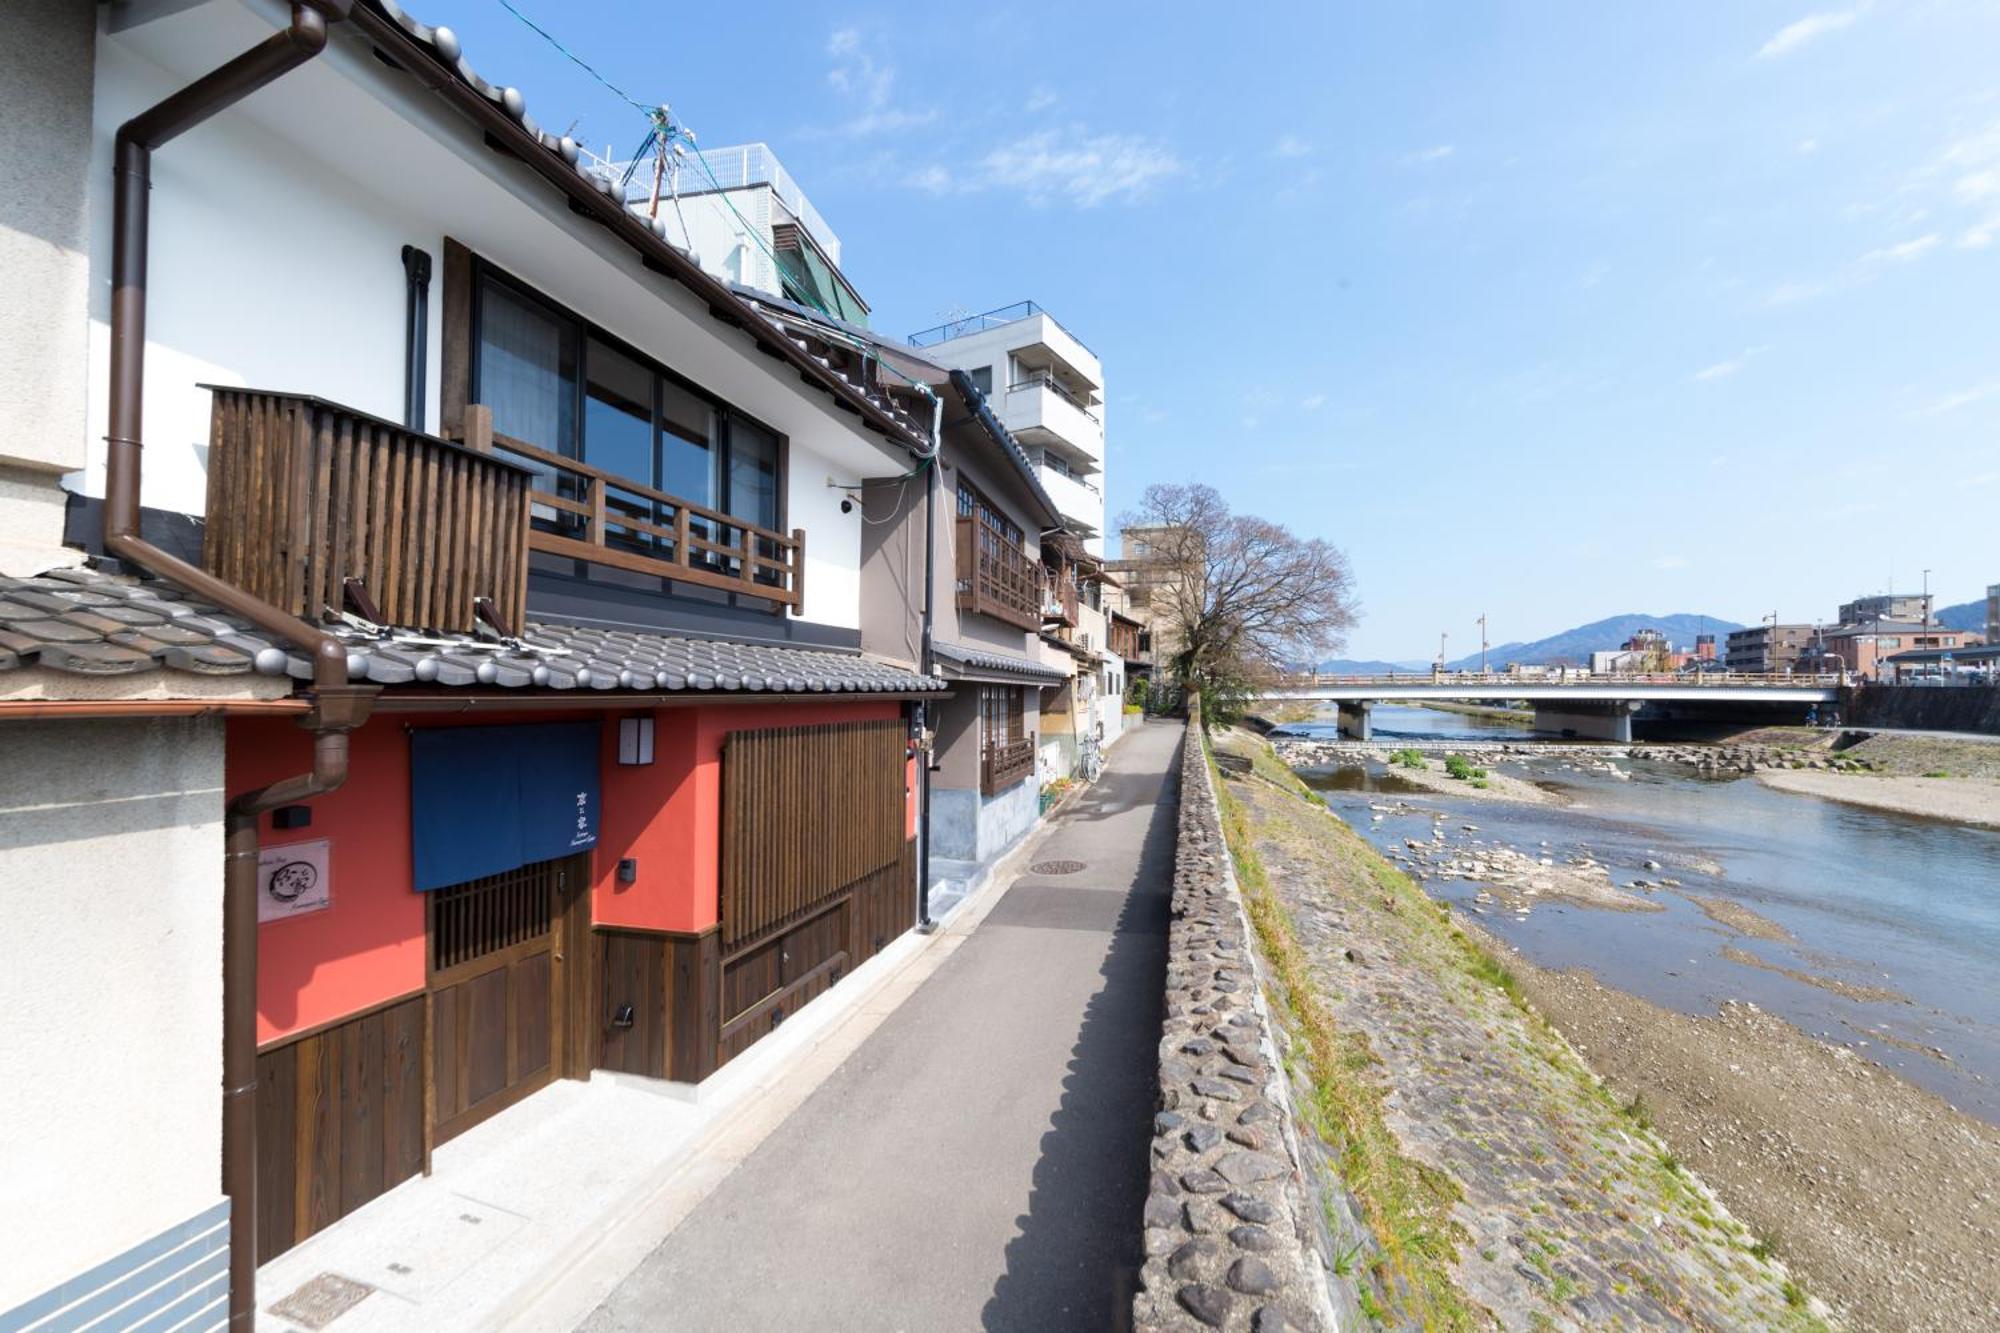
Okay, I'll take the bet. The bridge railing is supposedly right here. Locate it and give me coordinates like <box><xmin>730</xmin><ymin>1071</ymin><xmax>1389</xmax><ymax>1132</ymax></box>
<box><xmin>1273</xmin><ymin>670</ymin><xmax>1847</xmax><ymax>689</ymax></box>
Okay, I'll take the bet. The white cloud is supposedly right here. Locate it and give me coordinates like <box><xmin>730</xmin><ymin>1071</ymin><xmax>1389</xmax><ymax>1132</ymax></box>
<box><xmin>1272</xmin><ymin>133</ymin><xmax>1313</xmax><ymax>159</ymax></box>
<box><xmin>1654</xmin><ymin>555</ymin><xmax>1690</xmax><ymax>571</ymax></box>
<box><xmin>821</xmin><ymin>26</ymin><xmax>934</xmax><ymax>136</ymax></box>
<box><xmin>1797</xmin><ymin>137</ymin><xmax>1820</xmax><ymax>154</ymax></box>
<box><xmin>1756</xmin><ymin>9</ymin><xmax>1862</xmax><ymax>59</ymax></box>
<box><xmin>1863</xmin><ymin>232</ymin><xmax>1941</xmax><ymax>263</ymax></box>
<box><xmin>1402</xmin><ymin>144</ymin><xmax>1455</xmax><ymax>165</ymax></box>
<box><xmin>1300</xmin><ymin>393</ymin><xmax>1327</xmax><ymax>410</ymax></box>
<box><xmin>935</xmin><ymin>128</ymin><xmax>1183</xmax><ymax>207</ymax></box>
<box><xmin>1692</xmin><ymin>346</ymin><xmax>1770</xmax><ymax>381</ymax></box>
<box><xmin>1024</xmin><ymin>86</ymin><xmax>1059</xmax><ymax>113</ymax></box>
<box><xmin>1579</xmin><ymin>260</ymin><xmax>1610</xmax><ymax>289</ymax></box>
<box><xmin>1923</xmin><ymin>381</ymin><xmax>2000</xmax><ymax>414</ymax></box>
<box><xmin>1969</xmin><ymin>470</ymin><xmax>2000</xmax><ymax>487</ymax></box>
<box><xmin>1823</xmin><ymin>500</ymin><xmax>1879</xmax><ymax>519</ymax></box>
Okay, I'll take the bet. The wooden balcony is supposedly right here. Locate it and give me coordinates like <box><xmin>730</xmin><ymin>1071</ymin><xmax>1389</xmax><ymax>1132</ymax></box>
<box><xmin>202</xmin><ymin>387</ymin><xmax>532</xmax><ymax>635</ymax></box>
<box><xmin>487</xmin><ymin>431</ymin><xmax>804</xmax><ymax>614</ymax></box>
<box><xmin>980</xmin><ymin>736</ymin><xmax>1037</xmax><ymax>794</ymax></box>
<box><xmin>955</xmin><ymin>516</ymin><xmax>1040</xmax><ymax>631</ymax></box>
<box><xmin>1042</xmin><ymin>570</ymin><xmax>1079</xmax><ymax>627</ymax></box>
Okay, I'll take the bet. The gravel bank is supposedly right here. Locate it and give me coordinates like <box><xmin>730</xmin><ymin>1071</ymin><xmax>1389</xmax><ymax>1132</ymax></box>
<box><xmin>1756</xmin><ymin>770</ymin><xmax>2000</xmax><ymax>829</ymax></box>
<box><xmin>1496</xmin><ymin>954</ymin><xmax>2000</xmax><ymax>1332</ymax></box>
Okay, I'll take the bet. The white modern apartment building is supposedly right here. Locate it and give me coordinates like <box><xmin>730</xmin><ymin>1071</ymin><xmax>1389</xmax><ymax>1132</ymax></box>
<box><xmin>908</xmin><ymin>303</ymin><xmax>1107</xmax><ymax>555</ymax></box>
<box><xmin>598</xmin><ymin>140</ymin><xmax>872</xmax><ymax>326</ymax></box>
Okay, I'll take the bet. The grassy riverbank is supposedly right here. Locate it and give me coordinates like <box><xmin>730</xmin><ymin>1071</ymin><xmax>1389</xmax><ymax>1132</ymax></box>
<box><xmin>1417</xmin><ymin>699</ymin><xmax>1535</xmax><ymax>724</ymax></box>
<box><xmin>1727</xmin><ymin>727</ymin><xmax>2000</xmax><ymax>828</ymax></box>
<box><xmin>1212</xmin><ymin>728</ymin><xmax>1825</xmax><ymax>1330</ymax></box>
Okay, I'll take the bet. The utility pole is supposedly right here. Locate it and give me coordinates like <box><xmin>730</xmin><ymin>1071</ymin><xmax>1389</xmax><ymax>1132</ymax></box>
<box><xmin>1478</xmin><ymin>613</ymin><xmax>1488</xmax><ymax>674</ymax></box>
<box><xmin>1763</xmin><ymin>611</ymin><xmax>1779</xmax><ymax>675</ymax></box>
<box><xmin>1923</xmin><ymin>568</ymin><xmax>1932</xmax><ymax>639</ymax></box>
<box><xmin>1435</xmin><ymin>630</ymin><xmax>1449</xmax><ymax>679</ymax></box>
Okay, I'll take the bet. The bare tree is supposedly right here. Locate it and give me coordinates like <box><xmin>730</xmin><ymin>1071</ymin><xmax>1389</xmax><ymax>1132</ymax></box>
<box><xmin>1122</xmin><ymin>483</ymin><xmax>1358</xmax><ymax>715</ymax></box>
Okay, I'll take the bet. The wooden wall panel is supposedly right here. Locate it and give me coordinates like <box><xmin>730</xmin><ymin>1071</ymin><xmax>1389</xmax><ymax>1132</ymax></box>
<box><xmin>254</xmin><ymin>993</ymin><xmax>426</xmax><ymax>1263</ymax></box>
<box><xmin>596</xmin><ymin>929</ymin><xmax>666</xmax><ymax>1078</ymax></box>
<box><xmin>719</xmin><ymin>719</ymin><xmax>907</xmax><ymax>949</ymax></box>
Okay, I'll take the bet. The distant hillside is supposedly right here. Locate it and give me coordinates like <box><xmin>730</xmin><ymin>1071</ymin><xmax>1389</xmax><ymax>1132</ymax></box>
<box><xmin>1317</xmin><ymin>657</ymin><xmax>1432</xmax><ymax>674</ymax></box>
<box><xmin>1935</xmin><ymin>600</ymin><xmax>1985</xmax><ymax>633</ymax></box>
<box><xmin>1440</xmin><ymin>612</ymin><xmax>1743</xmax><ymax>669</ymax></box>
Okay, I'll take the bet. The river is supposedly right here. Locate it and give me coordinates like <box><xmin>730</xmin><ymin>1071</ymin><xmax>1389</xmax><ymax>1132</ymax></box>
<box><xmin>1284</xmin><ymin>704</ymin><xmax>2000</xmax><ymax>1122</ymax></box>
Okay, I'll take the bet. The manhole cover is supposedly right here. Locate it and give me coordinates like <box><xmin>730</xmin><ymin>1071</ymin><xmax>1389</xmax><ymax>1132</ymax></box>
<box><xmin>268</xmin><ymin>1273</ymin><xmax>374</xmax><ymax>1329</ymax></box>
<box><xmin>1031</xmin><ymin>860</ymin><xmax>1087</xmax><ymax>875</ymax></box>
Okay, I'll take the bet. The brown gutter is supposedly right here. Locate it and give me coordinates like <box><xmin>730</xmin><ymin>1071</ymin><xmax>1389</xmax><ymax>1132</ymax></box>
<box><xmin>346</xmin><ymin>4</ymin><xmax>927</xmax><ymax>455</ymax></box>
<box><xmin>104</xmin><ymin>5</ymin><xmax>377</xmax><ymax>1327</ymax></box>
<box><xmin>0</xmin><ymin>698</ymin><xmax>312</xmax><ymax>719</ymax></box>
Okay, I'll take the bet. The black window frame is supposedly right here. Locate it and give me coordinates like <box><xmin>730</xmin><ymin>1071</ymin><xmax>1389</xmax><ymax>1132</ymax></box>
<box><xmin>468</xmin><ymin>257</ymin><xmax>789</xmax><ymax>539</ymax></box>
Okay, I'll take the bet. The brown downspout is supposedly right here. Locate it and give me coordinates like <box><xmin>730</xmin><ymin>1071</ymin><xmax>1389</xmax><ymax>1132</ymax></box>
<box><xmin>105</xmin><ymin>5</ymin><xmax>374</xmax><ymax>1328</ymax></box>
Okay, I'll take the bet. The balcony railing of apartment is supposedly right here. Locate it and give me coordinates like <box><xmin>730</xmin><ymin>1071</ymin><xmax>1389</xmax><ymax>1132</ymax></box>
<box><xmin>1042</xmin><ymin>570</ymin><xmax>1079</xmax><ymax>627</ymax></box>
<box><xmin>955</xmin><ymin>516</ymin><xmax>1041</xmax><ymax>631</ymax></box>
<box><xmin>906</xmin><ymin>300</ymin><xmax>1096</xmax><ymax>357</ymax></box>
<box><xmin>980</xmin><ymin>736</ymin><xmax>1037</xmax><ymax>794</ymax></box>
<box><xmin>1009</xmin><ymin>372</ymin><xmax>1100</xmax><ymax>424</ymax></box>
<box><xmin>487</xmin><ymin>431</ymin><xmax>804</xmax><ymax>613</ymax></box>
<box><xmin>202</xmin><ymin>387</ymin><xmax>534</xmax><ymax>635</ymax></box>
<box><xmin>201</xmin><ymin>388</ymin><xmax>804</xmax><ymax>639</ymax></box>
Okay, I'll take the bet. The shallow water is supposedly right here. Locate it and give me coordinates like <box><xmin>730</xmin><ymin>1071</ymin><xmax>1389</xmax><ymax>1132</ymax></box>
<box><xmin>1291</xmin><ymin>706</ymin><xmax>2000</xmax><ymax>1121</ymax></box>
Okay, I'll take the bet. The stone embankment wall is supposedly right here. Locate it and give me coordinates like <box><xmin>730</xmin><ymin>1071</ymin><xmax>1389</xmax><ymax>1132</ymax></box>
<box><xmin>1843</xmin><ymin>683</ymin><xmax>2000</xmax><ymax>735</ymax></box>
<box><xmin>1133</xmin><ymin>704</ymin><xmax>1340</xmax><ymax>1333</ymax></box>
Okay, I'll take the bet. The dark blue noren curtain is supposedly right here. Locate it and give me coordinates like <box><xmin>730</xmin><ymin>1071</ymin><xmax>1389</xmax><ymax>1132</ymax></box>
<box><xmin>410</xmin><ymin>721</ymin><xmax>601</xmax><ymax>891</ymax></box>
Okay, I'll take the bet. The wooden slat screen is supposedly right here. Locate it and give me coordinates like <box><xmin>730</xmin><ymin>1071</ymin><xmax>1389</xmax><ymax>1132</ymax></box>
<box><xmin>202</xmin><ymin>387</ymin><xmax>531</xmax><ymax>634</ymax></box>
<box><xmin>719</xmin><ymin>718</ymin><xmax>907</xmax><ymax>949</ymax></box>
<box><xmin>431</xmin><ymin>859</ymin><xmax>556</xmax><ymax>973</ymax></box>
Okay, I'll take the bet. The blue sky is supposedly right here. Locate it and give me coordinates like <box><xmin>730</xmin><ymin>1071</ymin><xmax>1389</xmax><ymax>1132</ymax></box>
<box><xmin>410</xmin><ymin>1</ymin><xmax>2000</xmax><ymax>659</ymax></box>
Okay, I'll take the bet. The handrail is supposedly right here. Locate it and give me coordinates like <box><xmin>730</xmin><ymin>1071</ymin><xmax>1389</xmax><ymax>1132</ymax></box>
<box><xmin>980</xmin><ymin>735</ymin><xmax>1037</xmax><ymax>793</ymax></box>
<box><xmin>483</xmin><ymin>427</ymin><xmax>805</xmax><ymax>612</ymax></box>
<box><xmin>954</xmin><ymin>515</ymin><xmax>1040</xmax><ymax>630</ymax></box>
<box><xmin>1270</xmin><ymin>670</ymin><xmax>1847</xmax><ymax>688</ymax></box>
<box><xmin>1008</xmin><ymin>372</ymin><xmax>1100</xmax><ymax>423</ymax></box>
<box><xmin>908</xmin><ymin>300</ymin><xmax>1096</xmax><ymax>357</ymax></box>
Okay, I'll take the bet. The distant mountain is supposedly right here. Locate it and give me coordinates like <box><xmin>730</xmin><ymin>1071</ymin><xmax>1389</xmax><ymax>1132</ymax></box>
<box><xmin>1935</xmin><ymin>600</ymin><xmax>1986</xmax><ymax>633</ymax></box>
<box><xmin>1317</xmin><ymin>657</ymin><xmax>1432</xmax><ymax>674</ymax></box>
<box><xmin>1437</xmin><ymin>613</ymin><xmax>1743</xmax><ymax>669</ymax></box>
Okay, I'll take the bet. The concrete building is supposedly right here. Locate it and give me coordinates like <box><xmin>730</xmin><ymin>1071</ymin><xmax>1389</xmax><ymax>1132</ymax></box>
<box><xmin>1838</xmin><ymin>593</ymin><xmax>1931</xmax><ymax>627</ymax></box>
<box><xmin>1724</xmin><ymin>623</ymin><xmax>1815</xmax><ymax>672</ymax></box>
<box><xmin>1813</xmin><ymin>622</ymin><xmax>1966</xmax><ymax>680</ymax></box>
<box><xmin>908</xmin><ymin>303</ymin><xmax>1106</xmax><ymax>554</ymax></box>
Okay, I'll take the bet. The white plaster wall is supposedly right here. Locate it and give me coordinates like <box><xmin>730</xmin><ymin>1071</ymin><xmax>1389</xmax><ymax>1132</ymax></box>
<box><xmin>77</xmin><ymin>2</ymin><xmax>906</xmax><ymax>630</ymax></box>
<box><xmin>0</xmin><ymin>717</ymin><xmax>228</xmax><ymax>1308</ymax></box>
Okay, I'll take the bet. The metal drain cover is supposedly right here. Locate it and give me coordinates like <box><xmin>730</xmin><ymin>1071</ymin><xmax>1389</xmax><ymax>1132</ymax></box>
<box><xmin>268</xmin><ymin>1273</ymin><xmax>374</xmax><ymax>1329</ymax></box>
<box><xmin>1031</xmin><ymin>859</ymin><xmax>1088</xmax><ymax>875</ymax></box>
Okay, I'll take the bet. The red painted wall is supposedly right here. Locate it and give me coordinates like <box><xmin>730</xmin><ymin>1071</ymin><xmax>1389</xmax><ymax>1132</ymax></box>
<box><xmin>231</xmin><ymin>717</ymin><xmax>428</xmax><ymax>1045</ymax></box>
<box><xmin>235</xmin><ymin>698</ymin><xmax>911</xmax><ymax>1042</ymax></box>
<box><xmin>591</xmin><ymin>699</ymin><xmax>906</xmax><ymax>932</ymax></box>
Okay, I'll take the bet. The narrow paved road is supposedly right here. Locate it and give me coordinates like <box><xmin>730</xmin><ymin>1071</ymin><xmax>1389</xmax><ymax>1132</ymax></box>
<box><xmin>584</xmin><ymin>721</ymin><xmax>1182</xmax><ymax>1332</ymax></box>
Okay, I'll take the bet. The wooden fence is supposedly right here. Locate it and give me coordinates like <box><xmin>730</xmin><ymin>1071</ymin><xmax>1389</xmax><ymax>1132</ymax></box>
<box><xmin>203</xmin><ymin>388</ymin><xmax>532</xmax><ymax>634</ymax></box>
<box><xmin>718</xmin><ymin>718</ymin><xmax>908</xmax><ymax>949</ymax></box>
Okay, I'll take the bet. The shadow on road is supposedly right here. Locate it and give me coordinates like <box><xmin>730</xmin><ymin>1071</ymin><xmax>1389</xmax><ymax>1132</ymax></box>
<box><xmin>980</xmin><ymin>730</ymin><xmax>1181</xmax><ymax>1331</ymax></box>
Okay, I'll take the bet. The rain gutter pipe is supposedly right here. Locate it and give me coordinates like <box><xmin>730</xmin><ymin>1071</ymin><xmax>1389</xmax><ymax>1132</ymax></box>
<box><xmin>105</xmin><ymin>5</ymin><xmax>374</xmax><ymax>1328</ymax></box>
<box><xmin>916</xmin><ymin>384</ymin><xmax>941</xmax><ymax>930</ymax></box>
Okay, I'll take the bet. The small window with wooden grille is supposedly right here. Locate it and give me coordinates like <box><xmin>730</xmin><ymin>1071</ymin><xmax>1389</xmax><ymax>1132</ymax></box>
<box><xmin>430</xmin><ymin>858</ymin><xmax>559</xmax><ymax>974</ymax></box>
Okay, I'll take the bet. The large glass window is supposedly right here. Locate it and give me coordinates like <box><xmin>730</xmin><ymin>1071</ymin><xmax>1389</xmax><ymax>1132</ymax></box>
<box><xmin>470</xmin><ymin>263</ymin><xmax>787</xmax><ymax>562</ymax></box>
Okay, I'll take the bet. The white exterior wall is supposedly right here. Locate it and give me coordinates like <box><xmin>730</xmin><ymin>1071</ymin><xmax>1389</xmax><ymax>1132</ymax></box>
<box><xmin>77</xmin><ymin>2</ymin><xmax>902</xmax><ymax>630</ymax></box>
<box><xmin>915</xmin><ymin>312</ymin><xmax>1106</xmax><ymax>554</ymax></box>
<box><xmin>0</xmin><ymin>0</ymin><xmax>96</xmax><ymax>573</ymax></box>
<box><xmin>0</xmin><ymin>717</ymin><xmax>228</xmax><ymax>1308</ymax></box>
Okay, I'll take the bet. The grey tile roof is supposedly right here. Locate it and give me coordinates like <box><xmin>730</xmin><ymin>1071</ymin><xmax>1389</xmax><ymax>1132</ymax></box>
<box><xmin>0</xmin><ymin>567</ymin><xmax>944</xmax><ymax>695</ymax></box>
<box><xmin>932</xmin><ymin>639</ymin><xmax>1071</xmax><ymax>685</ymax></box>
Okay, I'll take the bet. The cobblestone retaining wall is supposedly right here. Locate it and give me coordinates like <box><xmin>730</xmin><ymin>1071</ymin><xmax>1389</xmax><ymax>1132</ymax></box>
<box><xmin>1133</xmin><ymin>707</ymin><xmax>1339</xmax><ymax>1332</ymax></box>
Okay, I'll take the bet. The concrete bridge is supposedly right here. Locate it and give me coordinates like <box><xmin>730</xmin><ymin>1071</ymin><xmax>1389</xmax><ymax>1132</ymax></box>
<box><xmin>1257</xmin><ymin>673</ymin><xmax>1842</xmax><ymax>742</ymax></box>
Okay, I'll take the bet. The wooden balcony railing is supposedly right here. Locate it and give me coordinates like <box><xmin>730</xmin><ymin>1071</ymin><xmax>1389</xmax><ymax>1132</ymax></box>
<box><xmin>487</xmin><ymin>431</ymin><xmax>805</xmax><ymax>614</ymax></box>
<box><xmin>980</xmin><ymin>736</ymin><xmax>1037</xmax><ymax>794</ymax></box>
<box><xmin>1042</xmin><ymin>570</ymin><xmax>1079</xmax><ymax>627</ymax></box>
<box><xmin>202</xmin><ymin>388</ymin><xmax>532</xmax><ymax>634</ymax></box>
<box><xmin>955</xmin><ymin>516</ymin><xmax>1040</xmax><ymax>631</ymax></box>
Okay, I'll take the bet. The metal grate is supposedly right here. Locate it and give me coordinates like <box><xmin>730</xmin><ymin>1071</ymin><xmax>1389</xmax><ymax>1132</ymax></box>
<box><xmin>431</xmin><ymin>859</ymin><xmax>557</xmax><ymax>972</ymax></box>
<box><xmin>1031</xmin><ymin>860</ymin><xmax>1088</xmax><ymax>876</ymax></box>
